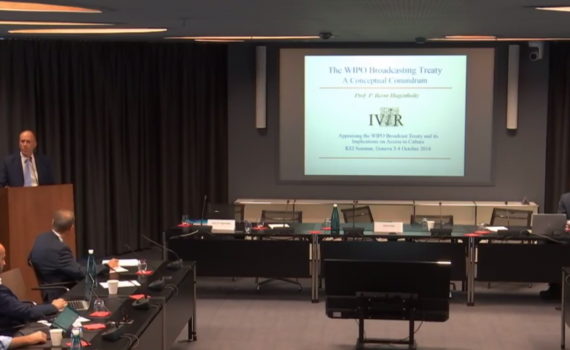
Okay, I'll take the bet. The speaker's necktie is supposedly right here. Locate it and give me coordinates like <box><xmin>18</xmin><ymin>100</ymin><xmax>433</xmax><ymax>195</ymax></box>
<box><xmin>24</xmin><ymin>158</ymin><xmax>32</xmax><ymax>187</ymax></box>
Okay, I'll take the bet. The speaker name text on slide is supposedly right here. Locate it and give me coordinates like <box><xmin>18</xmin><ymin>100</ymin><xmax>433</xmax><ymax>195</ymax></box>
<box><xmin>304</xmin><ymin>55</ymin><xmax>467</xmax><ymax>177</ymax></box>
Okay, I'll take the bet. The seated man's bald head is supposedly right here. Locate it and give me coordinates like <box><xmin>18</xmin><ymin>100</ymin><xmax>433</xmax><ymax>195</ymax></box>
<box><xmin>52</xmin><ymin>210</ymin><xmax>75</xmax><ymax>234</ymax></box>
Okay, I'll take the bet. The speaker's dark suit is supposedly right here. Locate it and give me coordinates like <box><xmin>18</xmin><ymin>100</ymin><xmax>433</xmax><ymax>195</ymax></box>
<box><xmin>28</xmin><ymin>232</ymin><xmax>109</xmax><ymax>303</ymax></box>
<box><xmin>0</xmin><ymin>153</ymin><xmax>54</xmax><ymax>188</ymax></box>
<box><xmin>558</xmin><ymin>193</ymin><xmax>570</xmax><ymax>219</ymax></box>
<box><xmin>0</xmin><ymin>284</ymin><xmax>57</xmax><ymax>336</ymax></box>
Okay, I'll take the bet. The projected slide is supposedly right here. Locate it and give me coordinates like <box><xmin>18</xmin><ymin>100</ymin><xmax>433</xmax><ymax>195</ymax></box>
<box><xmin>304</xmin><ymin>55</ymin><xmax>467</xmax><ymax>177</ymax></box>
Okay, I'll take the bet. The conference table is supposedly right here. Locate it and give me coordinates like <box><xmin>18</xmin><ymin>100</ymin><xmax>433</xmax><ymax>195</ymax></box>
<box><xmin>22</xmin><ymin>260</ymin><xmax>196</xmax><ymax>349</ymax></box>
<box><xmin>165</xmin><ymin>223</ymin><xmax>570</xmax><ymax>306</ymax></box>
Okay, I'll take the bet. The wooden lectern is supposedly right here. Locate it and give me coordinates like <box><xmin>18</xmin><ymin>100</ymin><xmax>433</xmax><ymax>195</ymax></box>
<box><xmin>0</xmin><ymin>184</ymin><xmax>75</xmax><ymax>302</ymax></box>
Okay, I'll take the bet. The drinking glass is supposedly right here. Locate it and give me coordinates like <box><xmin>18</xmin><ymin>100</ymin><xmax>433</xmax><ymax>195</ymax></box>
<box><xmin>93</xmin><ymin>299</ymin><xmax>106</xmax><ymax>312</ymax></box>
<box><xmin>181</xmin><ymin>215</ymin><xmax>189</xmax><ymax>224</ymax></box>
<box><xmin>138</xmin><ymin>259</ymin><xmax>148</xmax><ymax>273</ymax></box>
<box><xmin>477</xmin><ymin>223</ymin><xmax>487</xmax><ymax>231</ymax></box>
<box><xmin>257</xmin><ymin>218</ymin><xmax>265</xmax><ymax>228</ymax></box>
<box><xmin>322</xmin><ymin>218</ymin><xmax>331</xmax><ymax>229</ymax></box>
<box><xmin>244</xmin><ymin>221</ymin><xmax>252</xmax><ymax>234</ymax></box>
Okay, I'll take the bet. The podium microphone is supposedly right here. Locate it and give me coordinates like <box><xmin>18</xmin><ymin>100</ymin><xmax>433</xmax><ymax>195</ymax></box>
<box><xmin>142</xmin><ymin>234</ymin><xmax>182</xmax><ymax>271</ymax></box>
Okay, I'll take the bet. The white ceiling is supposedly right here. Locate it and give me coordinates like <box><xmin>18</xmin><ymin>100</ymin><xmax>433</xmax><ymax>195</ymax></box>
<box><xmin>2</xmin><ymin>0</ymin><xmax>570</xmax><ymax>41</ymax></box>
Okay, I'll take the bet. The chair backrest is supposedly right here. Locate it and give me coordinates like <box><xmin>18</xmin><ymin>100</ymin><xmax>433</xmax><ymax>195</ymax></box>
<box><xmin>490</xmin><ymin>208</ymin><xmax>532</xmax><ymax>227</ymax></box>
<box><xmin>0</xmin><ymin>268</ymin><xmax>28</xmax><ymax>301</ymax></box>
<box><xmin>208</xmin><ymin>203</ymin><xmax>245</xmax><ymax>221</ymax></box>
<box><xmin>411</xmin><ymin>215</ymin><xmax>454</xmax><ymax>226</ymax></box>
<box><xmin>261</xmin><ymin>210</ymin><xmax>303</xmax><ymax>224</ymax></box>
<box><xmin>341</xmin><ymin>206</ymin><xmax>374</xmax><ymax>223</ymax></box>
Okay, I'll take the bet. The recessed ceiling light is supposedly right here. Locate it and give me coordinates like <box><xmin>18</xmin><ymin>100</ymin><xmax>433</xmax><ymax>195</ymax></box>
<box><xmin>166</xmin><ymin>36</ymin><xmax>320</xmax><ymax>40</ymax></box>
<box><xmin>535</xmin><ymin>6</ymin><xmax>570</xmax><ymax>12</ymax></box>
<box><xmin>0</xmin><ymin>20</ymin><xmax>110</xmax><ymax>26</ymax></box>
<box><xmin>9</xmin><ymin>28</ymin><xmax>167</xmax><ymax>34</ymax></box>
<box><xmin>0</xmin><ymin>1</ymin><xmax>100</xmax><ymax>13</ymax></box>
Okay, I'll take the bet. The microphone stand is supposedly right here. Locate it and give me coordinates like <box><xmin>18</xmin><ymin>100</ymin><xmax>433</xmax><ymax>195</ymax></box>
<box><xmin>142</xmin><ymin>234</ymin><xmax>183</xmax><ymax>270</ymax></box>
<box><xmin>200</xmin><ymin>195</ymin><xmax>208</xmax><ymax>225</ymax></box>
<box><xmin>353</xmin><ymin>200</ymin><xmax>357</xmax><ymax>228</ymax></box>
<box><xmin>439</xmin><ymin>202</ymin><xmax>443</xmax><ymax>228</ymax></box>
<box><xmin>505</xmin><ymin>201</ymin><xmax>510</xmax><ymax>228</ymax></box>
<box><xmin>285</xmin><ymin>200</ymin><xmax>290</xmax><ymax>227</ymax></box>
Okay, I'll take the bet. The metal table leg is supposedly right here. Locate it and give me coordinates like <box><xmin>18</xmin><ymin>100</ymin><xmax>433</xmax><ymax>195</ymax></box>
<box><xmin>562</xmin><ymin>270</ymin><xmax>566</xmax><ymax>349</ymax></box>
<box><xmin>311</xmin><ymin>234</ymin><xmax>319</xmax><ymax>303</ymax></box>
<box><xmin>467</xmin><ymin>236</ymin><xmax>476</xmax><ymax>306</ymax></box>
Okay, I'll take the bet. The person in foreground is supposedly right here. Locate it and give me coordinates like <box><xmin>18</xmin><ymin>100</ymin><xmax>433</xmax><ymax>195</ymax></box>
<box><xmin>0</xmin><ymin>332</ymin><xmax>47</xmax><ymax>349</ymax></box>
<box><xmin>28</xmin><ymin>210</ymin><xmax>119</xmax><ymax>302</ymax></box>
<box><xmin>539</xmin><ymin>192</ymin><xmax>570</xmax><ymax>300</ymax></box>
<box><xmin>0</xmin><ymin>243</ymin><xmax>65</xmax><ymax>336</ymax></box>
<box><xmin>0</xmin><ymin>130</ymin><xmax>54</xmax><ymax>188</ymax></box>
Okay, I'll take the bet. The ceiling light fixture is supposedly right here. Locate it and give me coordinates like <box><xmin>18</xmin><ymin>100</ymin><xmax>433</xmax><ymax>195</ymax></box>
<box><xmin>0</xmin><ymin>20</ymin><xmax>110</xmax><ymax>26</ymax></box>
<box><xmin>9</xmin><ymin>28</ymin><xmax>167</xmax><ymax>34</ymax></box>
<box><xmin>166</xmin><ymin>35</ymin><xmax>320</xmax><ymax>40</ymax></box>
<box><xmin>194</xmin><ymin>39</ymin><xmax>245</xmax><ymax>42</ymax></box>
<box><xmin>535</xmin><ymin>6</ymin><xmax>570</xmax><ymax>12</ymax></box>
<box><xmin>445</xmin><ymin>35</ymin><xmax>497</xmax><ymax>40</ymax></box>
<box><xmin>0</xmin><ymin>1</ymin><xmax>100</xmax><ymax>13</ymax></box>
<box><xmin>430</xmin><ymin>36</ymin><xmax>570</xmax><ymax>41</ymax></box>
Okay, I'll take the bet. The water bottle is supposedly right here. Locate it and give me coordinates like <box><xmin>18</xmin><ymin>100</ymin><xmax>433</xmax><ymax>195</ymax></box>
<box><xmin>421</xmin><ymin>218</ymin><xmax>428</xmax><ymax>230</ymax></box>
<box><xmin>73</xmin><ymin>321</ymin><xmax>83</xmax><ymax>338</ymax></box>
<box><xmin>85</xmin><ymin>249</ymin><xmax>97</xmax><ymax>297</ymax></box>
<box><xmin>331</xmin><ymin>204</ymin><xmax>340</xmax><ymax>235</ymax></box>
<box><xmin>70</xmin><ymin>328</ymin><xmax>82</xmax><ymax>349</ymax></box>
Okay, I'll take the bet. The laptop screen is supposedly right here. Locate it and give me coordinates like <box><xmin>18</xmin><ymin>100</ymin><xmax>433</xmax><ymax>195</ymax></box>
<box><xmin>52</xmin><ymin>306</ymin><xmax>79</xmax><ymax>331</ymax></box>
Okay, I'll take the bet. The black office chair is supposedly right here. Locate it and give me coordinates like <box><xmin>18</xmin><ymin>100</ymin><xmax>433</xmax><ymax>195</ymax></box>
<box><xmin>410</xmin><ymin>215</ymin><xmax>457</xmax><ymax>292</ymax></box>
<box><xmin>487</xmin><ymin>208</ymin><xmax>533</xmax><ymax>289</ymax></box>
<box><xmin>256</xmin><ymin>210</ymin><xmax>303</xmax><ymax>291</ymax></box>
<box><xmin>410</xmin><ymin>215</ymin><xmax>454</xmax><ymax>226</ymax></box>
<box><xmin>208</xmin><ymin>203</ymin><xmax>245</xmax><ymax>221</ymax></box>
<box><xmin>28</xmin><ymin>260</ymin><xmax>75</xmax><ymax>303</ymax></box>
<box><xmin>260</xmin><ymin>210</ymin><xmax>303</xmax><ymax>225</ymax></box>
<box><xmin>341</xmin><ymin>206</ymin><xmax>374</xmax><ymax>224</ymax></box>
<box><xmin>490</xmin><ymin>208</ymin><xmax>532</xmax><ymax>227</ymax></box>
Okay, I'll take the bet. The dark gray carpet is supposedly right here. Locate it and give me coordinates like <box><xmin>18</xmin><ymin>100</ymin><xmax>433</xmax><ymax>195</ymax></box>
<box><xmin>170</xmin><ymin>278</ymin><xmax>563</xmax><ymax>350</ymax></box>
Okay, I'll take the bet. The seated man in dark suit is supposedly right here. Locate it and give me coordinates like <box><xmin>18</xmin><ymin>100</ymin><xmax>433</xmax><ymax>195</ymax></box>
<box><xmin>0</xmin><ymin>243</ymin><xmax>65</xmax><ymax>336</ymax></box>
<box><xmin>540</xmin><ymin>192</ymin><xmax>570</xmax><ymax>300</ymax></box>
<box><xmin>28</xmin><ymin>210</ymin><xmax>119</xmax><ymax>303</ymax></box>
<box><xmin>0</xmin><ymin>130</ymin><xmax>54</xmax><ymax>188</ymax></box>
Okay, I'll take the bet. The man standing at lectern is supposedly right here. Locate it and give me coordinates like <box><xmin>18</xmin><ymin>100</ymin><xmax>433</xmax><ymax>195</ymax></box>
<box><xmin>0</xmin><ymin>130</ymin><xmax>54</xmax><ymax>188</ymax></box>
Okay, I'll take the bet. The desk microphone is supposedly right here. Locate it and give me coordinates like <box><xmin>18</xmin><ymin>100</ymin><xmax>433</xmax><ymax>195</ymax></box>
<box><xmin>353</xmin><ymin>200</ymin><xmax>358</xmax><ymax>228</ymax></box>
<box><xmin>142</xmin><ymin>234</ymin><xmax>182</xmax><ymax>271</ymax></box>
<box><xmin>505</xmin><ymin>201</ymin><xmax>510</xmax><ymax>228</ymax></box>
<box><xmin>200</xmin><ymin>195</ymin><xmax>208</xmax><ymax>225</ymax></box>
<box><xmin>121</xmin><ymin>279</ymin><xmax>151</xmax><ymax>310</ymax></box>
<box><xmin>284</xmin><ymin>200</ymin><xmax>290</xmax><ymax>227</ymax></box>
<box><xmin>439</xmin><ymin>202</ymin><xmax>443</xmax><ymax>228</ymax></box>
<box><xmin>292</xmin><ymin>199</ymin><xmax>297</xmax><ymax>213</ymax></box>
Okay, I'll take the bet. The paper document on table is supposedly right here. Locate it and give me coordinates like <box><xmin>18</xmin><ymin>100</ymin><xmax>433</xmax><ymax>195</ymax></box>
<box><xmin>485</xmin><ymin>226</ymin><xmax>508</xmax><ymax>232</ymax></box>
<box><xmin>110</xmin><ymin>267</ymin><xmax>129</xmax><ymax>273</ymax></box>
<box><xmin>77</xmin><ymin>317</ymin><xmax>91</xmax><ymax>323</ymax></box>
<box><xmin>268</xmin><ymin>224</ymin><xmax>289</xmax><ymax>229</ymax></box>
<box><xmin>102</xmin><ymin>259</ymin><xmax>139</xmax><ymax>267</ymax></box>
<box><xmin>100</xmin><ymin>280</ymin><xmax>140</xmax><ymax>289</ymax></box>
